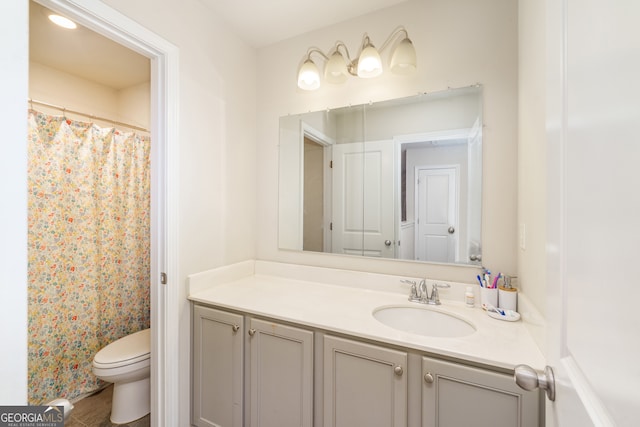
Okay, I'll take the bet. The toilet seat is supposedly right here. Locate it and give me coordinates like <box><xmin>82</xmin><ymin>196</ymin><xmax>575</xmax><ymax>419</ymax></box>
<box><xmin>93</xmin><ymin>329</ymin><xmax>150</xmax><ymax>369</ymax></box>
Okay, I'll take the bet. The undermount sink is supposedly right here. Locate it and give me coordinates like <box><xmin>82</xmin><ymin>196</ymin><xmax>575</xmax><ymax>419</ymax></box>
<box><xmin>373</xmin><ymin>305</ymin><xmax>476</xmax><ymax>338</ymax></box>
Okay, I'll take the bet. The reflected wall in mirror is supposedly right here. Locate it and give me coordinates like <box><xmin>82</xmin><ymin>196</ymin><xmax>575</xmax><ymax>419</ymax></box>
<box><xmin>279</xmin><ymin>86</ymin><xmax>483</xmax><ymax>266</ymax></box>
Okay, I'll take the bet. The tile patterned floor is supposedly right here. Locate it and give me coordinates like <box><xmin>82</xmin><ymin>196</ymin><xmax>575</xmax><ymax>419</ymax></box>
<box><xmin>65</xmin><ymin>385</ymin><xmax>150</xmax><ymax>427</ymax></box>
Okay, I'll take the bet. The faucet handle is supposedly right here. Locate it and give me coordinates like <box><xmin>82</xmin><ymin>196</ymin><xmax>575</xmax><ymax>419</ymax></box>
<box><xmin>401</xmin><ymin>279</ymin><xmax>420</xmax><ymax>301</ymax></box>
<box><xmin>430</xmin><ymin>283</ymin><xmax>450</xmax><ymax>305</ymax></box>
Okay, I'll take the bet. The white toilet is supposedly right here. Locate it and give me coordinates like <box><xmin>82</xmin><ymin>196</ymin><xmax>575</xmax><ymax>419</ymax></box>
<box><xmin>92</xmin><ymin>328</ymin><xmax>151</xmax><ymax>424</ymax></box>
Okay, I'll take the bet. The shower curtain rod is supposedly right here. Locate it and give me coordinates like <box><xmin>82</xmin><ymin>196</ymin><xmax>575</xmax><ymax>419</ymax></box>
<box><xmin>29</xmin><ymin>98</ymin><xmax>150</xmax><ymax>133</ymax></box>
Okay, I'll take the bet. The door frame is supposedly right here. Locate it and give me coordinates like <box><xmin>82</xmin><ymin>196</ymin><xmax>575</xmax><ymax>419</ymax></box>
<box><xmin>34</xmin><ymin>1</ymin><xmax>180</xmax><ymax>425</ymax></box>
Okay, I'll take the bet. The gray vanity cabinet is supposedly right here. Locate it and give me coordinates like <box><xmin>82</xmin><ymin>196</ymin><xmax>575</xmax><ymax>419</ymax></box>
<box><xmin>421</xmin><ymin>356</ymin><xmax>539</xmax><ymax>427</ymax></box>
<box><xmin>192</xmin><ymin>304</ymin><xmax>539</xmax><ymax>427</ymax></box>
<box><xmin>323</xmin><ymin>335</ymin><xmax>408</xmax><ymax>427</ymax></box>
<box><xmin>247</xmin><ymin>317</ymin><xmax>314</xmax><ymax>427</ymax></box>
<box><xmin>192</xmin><ymin>305</ymin><xmax>244</xmax><ymax>427</ymax></box>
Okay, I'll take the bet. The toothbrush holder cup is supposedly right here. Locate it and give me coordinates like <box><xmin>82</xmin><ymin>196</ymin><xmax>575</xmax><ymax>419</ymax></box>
<box><xmin>480</xmin><ymin>287</ymin><xmax>498</xmax><ymax>308</ymax></box>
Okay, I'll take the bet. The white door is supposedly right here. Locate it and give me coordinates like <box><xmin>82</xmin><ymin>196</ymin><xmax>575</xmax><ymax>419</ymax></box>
<box><xmin>544</xmin><ymin>0</ymin><xmax>640</xmax><ymax>425</ymax></box>
<box><xmin>332</xmin><ymin>141</ymin><xmax>395</xmax><ymax>257</ymax></box>
<box><xmin>415</xmin><ymin>167</ymin><xmax>457</xmax><ymax>263</ymax></box>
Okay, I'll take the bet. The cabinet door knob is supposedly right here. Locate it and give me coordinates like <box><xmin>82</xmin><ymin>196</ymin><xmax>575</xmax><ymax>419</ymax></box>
<box><xmin>424</xmin><ymin>372</ymin><xmax>434</xmax><ymax>383</ymax></box>
<box><xmin>231</xmin><ymin>324</ymin><xmax>240</xmax><ymax>333</ymax></box>
<box><xmin>248</xmin><ymin>328</ymin><xmax>256</xmax><ymax>336</ymax></box>
<box><xmin>394</xmin><ymin>365</ymin><xmax>403</xmax><ymax>376</ymax></box>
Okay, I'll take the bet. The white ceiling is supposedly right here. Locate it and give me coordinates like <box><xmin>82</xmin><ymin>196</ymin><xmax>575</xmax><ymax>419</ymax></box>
<box><xmin>29</xmin><ymin>1</ymin><xmax>150</xmax><ymax>90</ymax></box>
<box><xmin>29</xmin><ymin>0</ymin><xmax>408</xmax><ymax>89</ymax></box>
<box><xmin>195</xmin><ymin>0</ymin><xmax>410</xmax><ymax>48</ymax></box>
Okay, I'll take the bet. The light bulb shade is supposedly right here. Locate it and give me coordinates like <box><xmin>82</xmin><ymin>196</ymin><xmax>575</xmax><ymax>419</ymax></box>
<box><xmin>297</xmin><ymin>59</ymin><xmax>321</xmax><ymax>90</ymax></box>
<box><xmin>357</xmin><ymin>44</ymin><xmax>382</xmax><ymax>78</ymax></box>
<box><xmin>390</xmin><ymin>38</ymin><xmax>417</xmax><ymax>74</ymax></box>
<box><xmin>324</xmin><ymin>51</ymin><xmax>349</xmax><ymax>84</ymax></box>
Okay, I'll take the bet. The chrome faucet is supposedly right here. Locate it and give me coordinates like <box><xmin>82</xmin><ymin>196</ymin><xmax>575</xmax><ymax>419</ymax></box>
<box><xmin>418</xmin><ymin>279</ymin><xmax>429</xmax><ymax>303</ymax></box>
<box><xmin>401</xmin><ymin>280</ymin><xmax>450</xmax><ymax>305</ymax></box>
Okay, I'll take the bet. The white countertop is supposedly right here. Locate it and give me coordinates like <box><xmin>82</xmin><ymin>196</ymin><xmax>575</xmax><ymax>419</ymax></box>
<box><xmin>188</xmin><ymin>261</ymin><xmax>546</xmax><ymax>372</ymax></box>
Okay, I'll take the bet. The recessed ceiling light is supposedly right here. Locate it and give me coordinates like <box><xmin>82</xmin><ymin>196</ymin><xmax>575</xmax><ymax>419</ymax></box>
<box><xmin>48</xmin><ymin>14</ymin><xmax>77</xmax><ymax>30</ymax></box>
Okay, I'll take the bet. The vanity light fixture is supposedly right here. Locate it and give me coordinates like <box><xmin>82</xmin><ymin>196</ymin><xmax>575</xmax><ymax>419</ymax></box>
<box><xmin>297</xmin><ymin>26</ymin><xmax>417</xmax><ymax>91</ymax></box>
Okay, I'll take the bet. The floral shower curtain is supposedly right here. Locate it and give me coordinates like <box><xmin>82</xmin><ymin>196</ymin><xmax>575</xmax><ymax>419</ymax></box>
<box><xmin>27</xmin><ymin>110</ymin><xmax>151</xmax><ymax>404</ymax></box>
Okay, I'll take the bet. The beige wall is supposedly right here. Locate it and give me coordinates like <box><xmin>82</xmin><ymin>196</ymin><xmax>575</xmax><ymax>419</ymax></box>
<box><xmin>29</xmin><ymin>61</ymin><xmax>150</xmax><ymax>130</ymax></box>
<box><xmin>117</xmin><ymin>82</ymin><xmax>151</xmax><ymax>130</ymax></box>
<box><xmin>257</xmin><ymin>0</ymin><xmax>519</xmax><ymax>283</ymax></box>
<box><xmin>518</xmin><ymin>0</ymin><xmax>547</xmax><ymax>326</ymax></box>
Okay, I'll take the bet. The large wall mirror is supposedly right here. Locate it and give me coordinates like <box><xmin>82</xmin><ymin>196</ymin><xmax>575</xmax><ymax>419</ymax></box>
<box><xmin>279</xmin><ymin>86</ymin><xmax>483</xmax><ymax>266</ymax></box>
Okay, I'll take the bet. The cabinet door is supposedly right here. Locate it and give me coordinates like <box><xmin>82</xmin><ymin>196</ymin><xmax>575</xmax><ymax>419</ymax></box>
<box><xmin>192</xmin><ymin>305</ymin><xmax>244</xmax><ymax>427</ymax></box>
<box><xmin>324</xmin><ymin>335</ymin><xmax>407</xmax><ymax>427</ymax></box>
<box><xmin>421</xmin><ymin>356</ymin><xmax>539</xmax><ymax>427</ymax></box>
<box><xmin>248</xmin><ymin>318</ymin><xmax>314</xmax><ymax>427</ymax></box>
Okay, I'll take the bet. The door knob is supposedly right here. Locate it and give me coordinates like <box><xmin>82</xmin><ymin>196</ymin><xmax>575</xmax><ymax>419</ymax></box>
<box><xmin>231</xmin><ymin>324</ymin><xmax>240</xmax><ymax>333</ymax></box>
<box><xmin>448</xmin><ymin>226</ymin><xmax>455</xmax><ymax>234</ymax></box>
<box><xmin>424</xmin><ymin>372</ymin><xmax>434</xmax><ymax>383</ymax></box>
<box><xmin>394</xmin><ymin>366</ymin><xmax>403</xmax><ymax>376</ymax></box>
<box><xmin>514</xmin><ymin>364</ymin><xmax>556</xmax><ymax>401</ymax></box>
<box><xmin>385</xmin><ymin>240</ymin><xmax>392</xmax><ymax>247</ymax></box>
<box><xmin>248</xmin><ymin>328</ymin><xmax>256</xmax><ymax>336</ymax></box>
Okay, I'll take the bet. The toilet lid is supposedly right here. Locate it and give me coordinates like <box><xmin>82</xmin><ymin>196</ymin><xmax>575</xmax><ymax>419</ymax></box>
<box><xmin>94</xmin><ymin>329</ymin><xmax>150</xmax><ymax>367</ymax></box>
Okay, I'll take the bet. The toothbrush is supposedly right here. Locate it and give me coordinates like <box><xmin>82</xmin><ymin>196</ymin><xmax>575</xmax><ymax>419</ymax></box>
<box><xmin>492</xmin><ymin>273</ymin><xmax>501</xmax><ymax>289</ymax></box>
<box><xmin>476</xmin><ymin>275</ymin><xmax>484</xmax><ymax>287</ymax></box>
<box><xmin>482</xmin><ymin>304</ymin><xmax>505</xmax><ymax>315</ymax></box>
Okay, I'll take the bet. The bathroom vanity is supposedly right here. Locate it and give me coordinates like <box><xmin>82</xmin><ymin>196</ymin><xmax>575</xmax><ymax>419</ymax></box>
<box><xmin>188</xmin><ymin>261</ymin><xmax>544</xmax><ymax>427</ymax></box>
